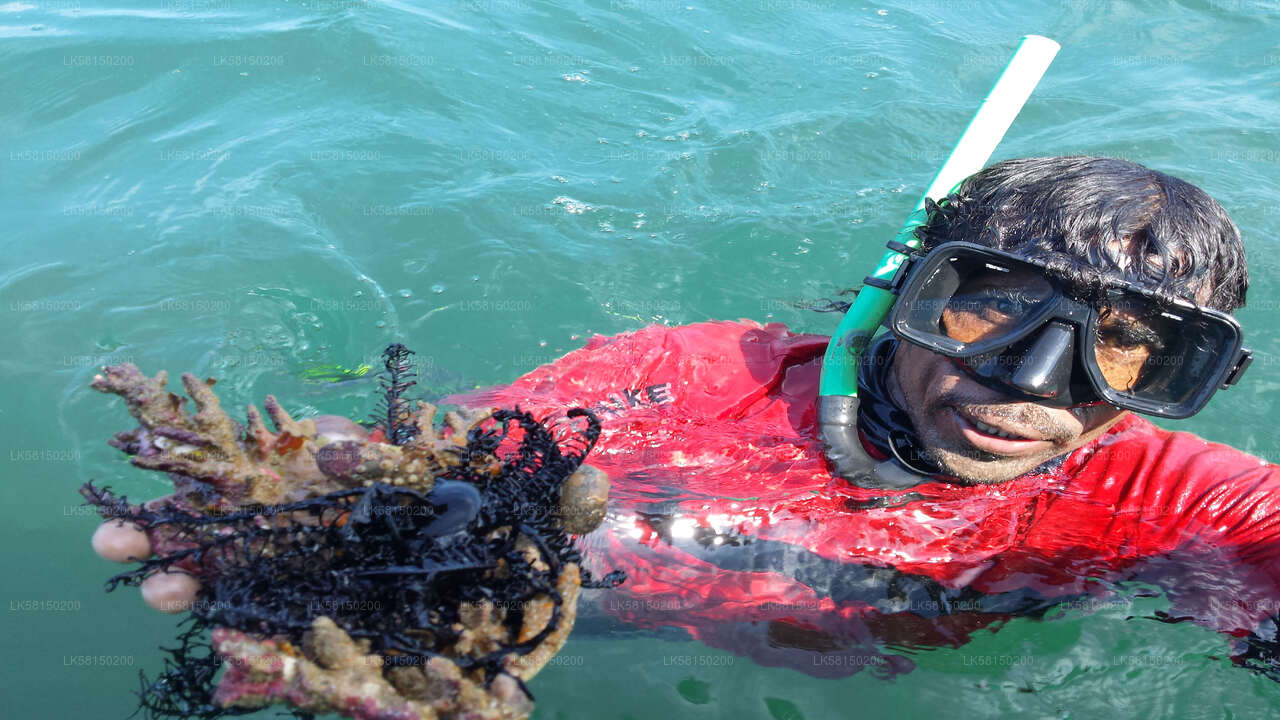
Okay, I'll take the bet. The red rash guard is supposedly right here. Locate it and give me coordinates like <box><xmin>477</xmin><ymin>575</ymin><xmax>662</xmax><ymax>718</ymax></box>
<box><xmin>447</xmin><ymin>319</ymin><xmax>1280</xmax><ymax>677</ymax></box>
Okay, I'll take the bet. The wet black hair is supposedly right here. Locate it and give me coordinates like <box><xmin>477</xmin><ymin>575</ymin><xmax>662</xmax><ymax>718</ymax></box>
<box><xmin>916</xmin><ymin>156</ymin><xmax>1248</xmax><ymax>312</ymax></box>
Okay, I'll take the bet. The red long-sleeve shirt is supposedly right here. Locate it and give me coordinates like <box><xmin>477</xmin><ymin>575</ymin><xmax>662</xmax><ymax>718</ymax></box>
<box><xmin>448</xmin><ymin>319</ymin><xmax>1280</xmax><ymax>676</ymax></box>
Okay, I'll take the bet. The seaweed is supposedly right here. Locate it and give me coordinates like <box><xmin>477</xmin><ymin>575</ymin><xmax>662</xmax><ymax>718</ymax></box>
<box><xmin>371</xmin><ymin>343</ymin><xmax>420</xmax><ymax>447</ymax></box>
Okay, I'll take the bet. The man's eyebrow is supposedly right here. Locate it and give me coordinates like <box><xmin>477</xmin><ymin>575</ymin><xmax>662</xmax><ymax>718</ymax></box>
<box><xmin>1098</xmin><ymin>311</ymin><xmax>1166</xmax><ymax>347</ymax></box>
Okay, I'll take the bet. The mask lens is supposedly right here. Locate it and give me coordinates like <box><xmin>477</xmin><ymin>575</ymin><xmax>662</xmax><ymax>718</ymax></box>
<box><xmin>936</xmin><ymin>262</ymin><xmax>1056</xmax><ymax>345</ymax></box>
<box><xmin>1092</xmin><ymin>299</ymin><xmax>1173</xmax><ymax>392</ymax></box>
<box><xmin>1088</xmin><ymin>294</ymin><xmax>1235</xmax><ymax>410</ymax></box>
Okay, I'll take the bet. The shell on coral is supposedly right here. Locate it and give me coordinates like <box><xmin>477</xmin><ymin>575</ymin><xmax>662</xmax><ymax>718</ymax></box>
<box><xmin>558</xmin><ymin>464</ymin><xmax>610</xmax><ymax>535</ymax></box>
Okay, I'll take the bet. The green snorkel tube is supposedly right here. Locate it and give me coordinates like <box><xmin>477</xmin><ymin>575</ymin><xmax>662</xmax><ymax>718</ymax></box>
<box><xmin>818</xmin><ymin>35</ymin><xmax>1061</xmax><ymax>489</ymax></box>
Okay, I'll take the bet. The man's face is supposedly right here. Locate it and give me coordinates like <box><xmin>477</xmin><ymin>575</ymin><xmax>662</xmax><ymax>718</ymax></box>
<box><xmin>887</xmin><ymin>341</ymin><xmax>1128</xmax><ymax>484</ymax></box>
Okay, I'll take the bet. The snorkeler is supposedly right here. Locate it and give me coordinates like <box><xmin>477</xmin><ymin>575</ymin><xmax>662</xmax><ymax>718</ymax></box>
<box><xmin>91</xmin><ymin>155</ymin><xmax>1280</xmax><ymax>679</ymax></box>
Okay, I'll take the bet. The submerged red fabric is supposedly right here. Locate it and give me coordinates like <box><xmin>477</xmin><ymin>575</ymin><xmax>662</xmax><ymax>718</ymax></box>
<box><xmin>447</xmin><ymin>320</ymin><xmax>1280</xmax><ymax>675</ymax></box>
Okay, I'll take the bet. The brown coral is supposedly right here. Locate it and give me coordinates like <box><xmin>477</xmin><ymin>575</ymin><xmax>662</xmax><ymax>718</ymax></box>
<box><xmin>90</xmin><ymin>363</ymin><xmax>498</xmax><ymax>510</ymax></box>
<box><xmin>208</xmin><ymin>564</ymin><xmax>583</xmax><ymax>720</ymax></box>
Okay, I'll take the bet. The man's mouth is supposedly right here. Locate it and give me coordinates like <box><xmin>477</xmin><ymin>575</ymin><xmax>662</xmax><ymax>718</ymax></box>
<box><xmin>948</xmin><ymin>408</ymin><xmax>1054</xmax><ymax>457</ymax></box>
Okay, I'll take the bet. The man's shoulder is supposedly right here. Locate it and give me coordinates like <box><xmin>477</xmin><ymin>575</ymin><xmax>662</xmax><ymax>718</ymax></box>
<box><xmin>570</xmin><ymin>318</ymin><xmax>762</xmax><ymax>358</ymax></box>
<box><xmin>575</xmin><ymin>318</ymin><xmax>826</xmax><ymax>355</ymax></box>
<box><xmin>446</xmin><ymin>319</ymin><xmax>829</xmax><ymax>419</ymax></box>
<box><xmin>1082</xmin><ymin>413</ymin><xmax>1273</xmax><ymax>473</ymax></box>
<box><xmin>522</xmin><ymin>319</ymin><xmax>825</xmax><ymax>379</ymax></box>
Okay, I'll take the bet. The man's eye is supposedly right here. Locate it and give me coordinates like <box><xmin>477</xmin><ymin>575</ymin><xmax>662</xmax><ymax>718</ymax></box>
<box><xmin>981</xmin><ymin>290</ymin><xmax>1024</xmax><ymax>314</ymax></box>
<box><xmin>1099</xmin><ymin>327</ymin><xmax>1142</xmax><ymax>350</ymax></box>
<box><xmin>1098</xmin><ymin>324</ymin><xmax>1160</xmax><ymax>351</ymax></box>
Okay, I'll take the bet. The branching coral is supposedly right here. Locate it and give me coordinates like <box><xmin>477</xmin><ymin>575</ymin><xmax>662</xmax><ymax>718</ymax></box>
<box><xmin>81</xmin><ymin>344</ymin><xmax>621</xmax><ymax>720</ymax></box>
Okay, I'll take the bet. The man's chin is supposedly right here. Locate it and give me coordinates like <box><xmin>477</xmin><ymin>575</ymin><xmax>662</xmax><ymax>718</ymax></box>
<box><xmin>922</xmin><ymin>446</ymin><xmax>1046</xmax><ymax>485</ymax></box>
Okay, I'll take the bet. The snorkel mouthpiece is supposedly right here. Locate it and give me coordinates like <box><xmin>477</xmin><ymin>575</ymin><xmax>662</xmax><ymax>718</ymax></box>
<box><xmin>816</xmin><ymin>35</ymin><xmax>1060</xmax><ymax>487</ymax></box>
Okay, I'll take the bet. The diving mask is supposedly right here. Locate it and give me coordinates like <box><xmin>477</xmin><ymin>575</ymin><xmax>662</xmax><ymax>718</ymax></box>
<box><xmin>884</xmin><ymin>241</ymin><xmax>1253</xmax><ymax>419</ymax></box>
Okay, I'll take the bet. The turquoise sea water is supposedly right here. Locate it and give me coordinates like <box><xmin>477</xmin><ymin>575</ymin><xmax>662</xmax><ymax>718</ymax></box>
<box><xmin>5</xmin><ymin>0</ymin><xmax>1280</xmax><ymax>717</ymax></box>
